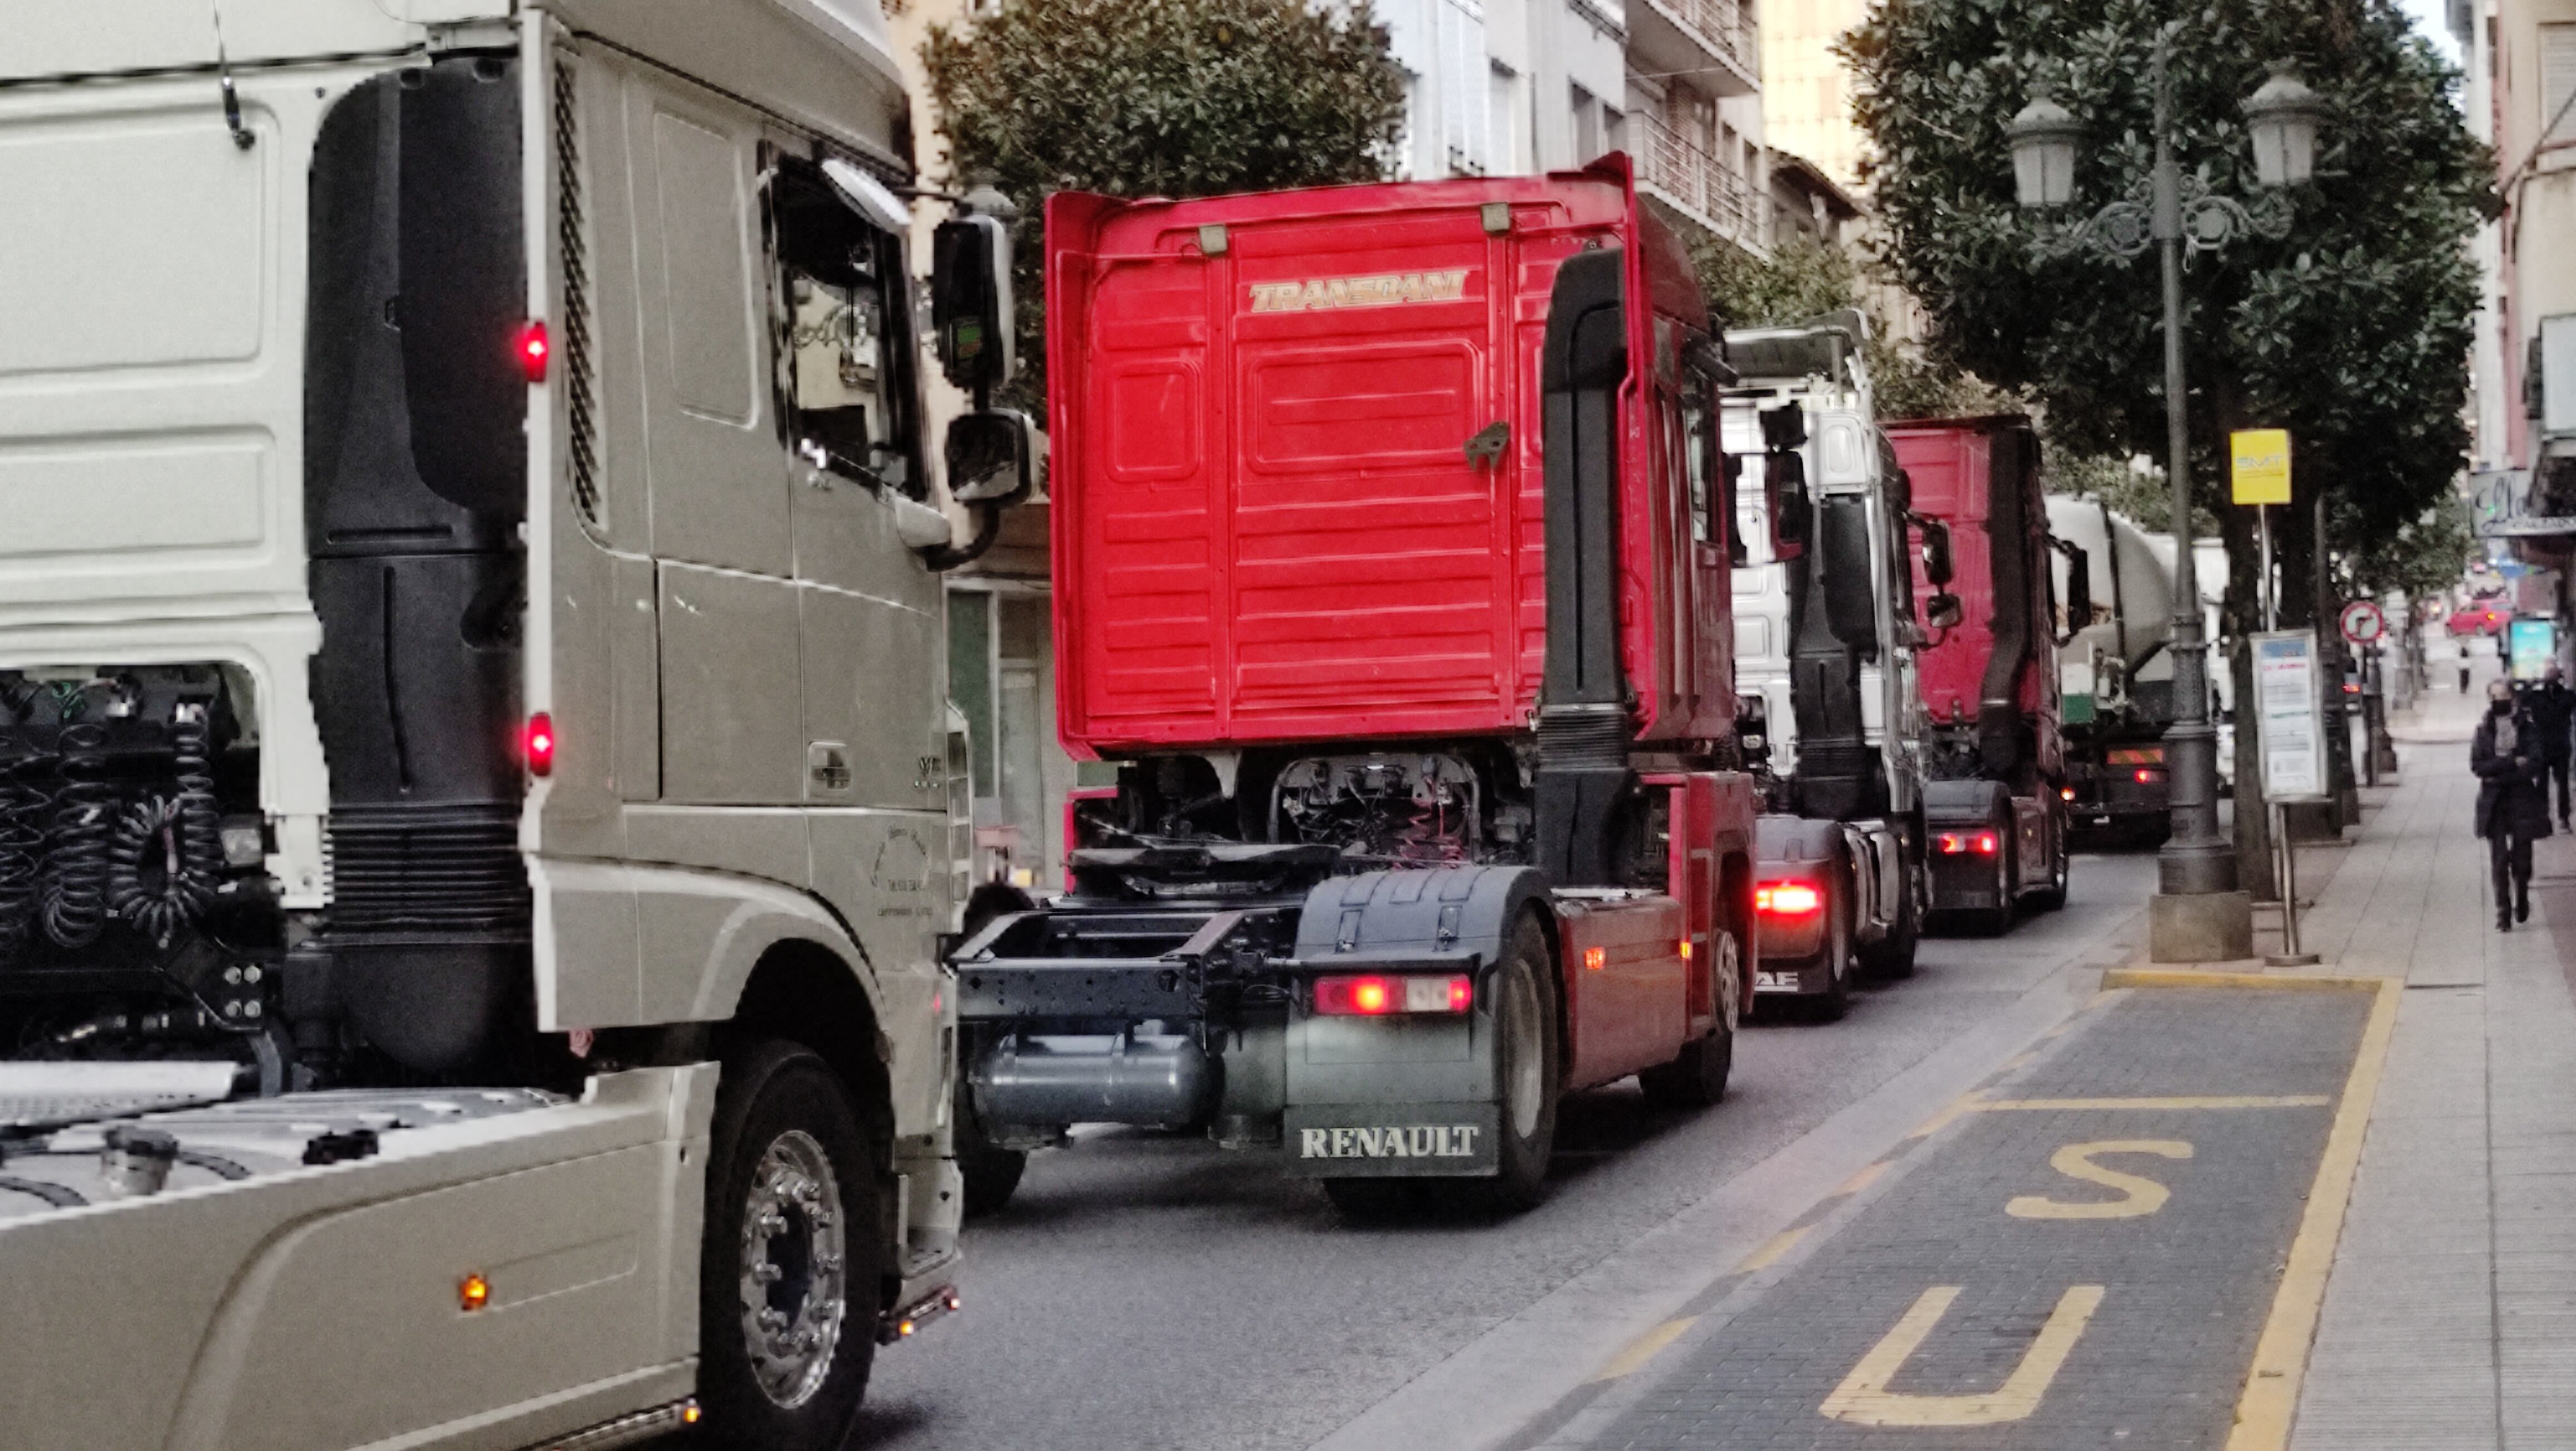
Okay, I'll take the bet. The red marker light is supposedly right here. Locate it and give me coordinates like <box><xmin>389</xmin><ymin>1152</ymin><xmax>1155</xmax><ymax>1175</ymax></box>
<box><xmin>1313</xmin><ymin>975</ymin><xmax>1473</xmax><ymax>1015</ymax></box>
<box><xmin>1756</xmin><ymin>882</ymin><xmax>1823</xmax><ymax>916</ymax></box>
<box><xmin>524</xmin><ymin>713</ymin><xmax>556</xmax><ymax>777</ymax></box>
<box><xmin>515</xmin><ymin>320</ymin><xmax>550</xmax><ymax>382</ymax></box>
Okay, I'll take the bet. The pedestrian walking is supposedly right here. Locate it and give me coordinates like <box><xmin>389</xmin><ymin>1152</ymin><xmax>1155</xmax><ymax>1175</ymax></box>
<box><xmin>2522</xmin><ymin>662</ymin><xmax>2576</xmax><ymax>830</ymax></box>
<box><xmin>2475</xmin><ymin>679</ymin><xmax>2554</xmax><ymax>929</ymax></box>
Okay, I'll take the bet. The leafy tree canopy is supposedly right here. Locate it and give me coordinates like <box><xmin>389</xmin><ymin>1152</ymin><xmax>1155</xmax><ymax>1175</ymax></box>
<box><xmin>924</xmin><ymin>0</ymin><xmax>1405</xmax><ymax>400</ymax></box>
<box><xmin>1843</xmin><ymin>0</ymin><xmax>2489</xmax><ymax>553</ymax></box>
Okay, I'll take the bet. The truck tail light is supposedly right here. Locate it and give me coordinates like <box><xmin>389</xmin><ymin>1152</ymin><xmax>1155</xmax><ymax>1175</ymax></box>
<box><xmin>1936</xmin><ymin>832</ymin><xmax>2002</xmax><ymax>855</ymax></box>
<box><xmin>2133</xmin><ymin>768</ymin><xmax>2165</xmax><ymax>784</ymax></box>
<box><xmin>515</xmin><ymin>320</ymin><xmax>549</xmax><ymax>382</ymax></box>
<box><xmin>524</xmin><ymin>713</ymin><xmax>555</xmax><ymax>777</ymax></box>
<box><xmin>1313</xmin><ymin>975</ymin><xmax>1472</xmax><ymax>1015</ymax></box>
<box><xmin>1756</xmin><ymin>882</ymin><xmax>1822</xmax><ymax>917</ymax></box>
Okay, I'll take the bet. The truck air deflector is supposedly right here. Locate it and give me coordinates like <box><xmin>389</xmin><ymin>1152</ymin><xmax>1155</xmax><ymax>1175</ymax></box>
<box><xmin>1535</xmin><ymin>247</ymin><xmax>1633</xmax><ymax>888</ymax></box>
<box><xmin>1979</xmin><ymin>426</ymin><xmax>2036</xmax><ymax>776</ymax></box>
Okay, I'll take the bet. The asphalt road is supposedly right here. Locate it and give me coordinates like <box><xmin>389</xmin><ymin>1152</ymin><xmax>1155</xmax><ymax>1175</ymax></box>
<box><xmin>851</xmin><ymin>850</ymin><xmax>2157</xmax><ymax>1451</ymax></box>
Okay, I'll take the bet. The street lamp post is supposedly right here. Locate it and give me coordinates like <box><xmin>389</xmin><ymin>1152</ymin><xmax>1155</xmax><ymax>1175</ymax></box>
<box><xmin>2008</xmin><ymin>36</ymin><xmax>2325</xmax><ymax>960</ymax></box>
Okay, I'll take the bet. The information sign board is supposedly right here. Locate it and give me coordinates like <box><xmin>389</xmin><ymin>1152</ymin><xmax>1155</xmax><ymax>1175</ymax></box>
<box><xmin>2231</xmin><ymin>430</ymin><xmax>2292</xmax><ymax>505</ymax></box>
<box><xmin>2252</xmin><ymin>629</ymin><xmax>2327</xmax><ymax>802</ymax></box>
<box><xmin>2510</xmin><ymin>616</ymin><xmax>2557</xmax><ymax>681</ymax></box>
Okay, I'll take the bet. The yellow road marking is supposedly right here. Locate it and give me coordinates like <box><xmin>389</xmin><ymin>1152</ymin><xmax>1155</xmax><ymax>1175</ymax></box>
<box><xmin>1591</xmin><ymin>1317</ymin><xmax>1697</xmax><ymax>1381</ymax></box>
<box><xmin>1737</xmin><ymin>1225</ymin><xmax>1809</xmax><ymax>1273</ymax></box>
<box><xmin>1821</xmin><ymin>1284</ymin><xmax>2106</xmax><ymax>1426</ymax></box>
<box><xmin>2102</xmin><ymin>968</ymin><xmax>2370</xmax><ymax>992</ymax></box>
<box><xmin>1905</xmin><ymin>1092</ymin><xmax>1984</xmax><ymax>1138</ymax></box>
<box><xmin>2226</xmin><ymin>976</ymin><xmax>2402</xmax><ymax>1450</ymax></box>
<box><xmin>2007</xmin><ymin>1140</ymin><xmax>2193</xmax><ymax>1219</ymax></box>
<box><xmin>1975</xmin><ymin>1095</ymin><xmax>2330</xmax><ymax>1112</ymax></box>
<box><xmin>1835</xmin><ymin>1160</ymin><xmax>1888</xmax><ymax>1197</ymax></box>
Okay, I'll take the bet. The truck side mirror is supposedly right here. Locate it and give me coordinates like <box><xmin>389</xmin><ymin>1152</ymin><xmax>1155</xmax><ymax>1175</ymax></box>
<box><xmin>1925</xmin><ymin>592</ymin><xmax>1964</xmax><ymax>631</ymax></box>
<box><xmin>931</xmin><ymin>213</ymin><xmax>1014</xmax><ymax>395</ymax></box>
<box><xmin>2050</xmin><ymin>537</ymin><xmax>2092</xmax><ymax>646</ymax></box>
<box><xmin>1915</xmin><ymin>516</ymin><xmax>1954</xmax><ymax>588</ymax></box>
<box><xmin>946</xmin><ymin>408</ymin><xmax>1036</xmax><ymax>505</ymax></box>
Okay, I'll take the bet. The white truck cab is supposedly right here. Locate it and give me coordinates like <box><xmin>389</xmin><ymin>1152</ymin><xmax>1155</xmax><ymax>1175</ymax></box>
<box><xmin>0</xmin><ymin>6</ymin><xmax>1033</xmax><ymax>1448</ymax></box>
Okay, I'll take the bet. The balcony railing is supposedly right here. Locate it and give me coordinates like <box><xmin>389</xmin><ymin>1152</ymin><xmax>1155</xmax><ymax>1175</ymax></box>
<box><xmin>1633</xmin><ymin>111</ymin><xmax>1760</xmax><ymax>244</ymax></box>
<box><xmin>1653</xmin><ymin>0</ymin><xmax>1755</xmax><ymax>75</ymax></box>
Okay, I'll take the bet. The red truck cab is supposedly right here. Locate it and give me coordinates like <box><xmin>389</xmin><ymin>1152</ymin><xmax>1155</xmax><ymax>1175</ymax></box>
<box><xmin>944</xmin><ymin>160</ymin><xmax>1759</xmax><ymax>1218</ymax></box>
<box><xmin>1889</xmin><ymin>415</ymin><xmax>2074</xmax><ymax>930</ymax></box>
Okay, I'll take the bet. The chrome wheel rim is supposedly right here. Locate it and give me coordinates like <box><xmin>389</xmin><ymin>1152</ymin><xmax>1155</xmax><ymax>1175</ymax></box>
<box><xmin>1503</xmin><ymin>960</ymin><xmax>1544</xmax><ymax>1140</ymax></box>
<box><xmin>1716</xmin><ymin>932</ymin><xmax>1741</xmax><ymax>1031</ymax></box>
<box><xmin>738</xmin><ymin>1129</ymin><xmax>848</xmax><ymax>1409</ymax></box>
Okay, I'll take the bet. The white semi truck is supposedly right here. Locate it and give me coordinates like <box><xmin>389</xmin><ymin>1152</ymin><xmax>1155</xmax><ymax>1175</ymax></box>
<box><xmin>1723</xmin><ymin>315</ymin><xmax>1945</xmax><ymax>1016</ymax></box>
<box><xmin>0</xmin><ymin>6</ymin><xmax>1036</xmax><ymax>1449</ymax></box>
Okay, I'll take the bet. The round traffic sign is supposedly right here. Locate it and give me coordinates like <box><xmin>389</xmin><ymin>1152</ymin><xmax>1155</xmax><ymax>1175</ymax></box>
<box><xmin>2339</xmin><ymin>599</ymin><xmax>2386</xmax><ymax>645</ymax></box>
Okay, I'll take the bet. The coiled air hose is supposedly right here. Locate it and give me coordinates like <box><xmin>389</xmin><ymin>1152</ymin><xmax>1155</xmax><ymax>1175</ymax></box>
<box><xmin>41</xmin><ymin>718</ymin><xmax>111</xmax><ymax>949</ymax></box>
<box><xmin>0</xmin><ymin>749</ymin><xmax>41</xmax><ymax>956</ymax></box>
<box><xmin>108</xmin><ymin>706</ymin><xmax>221</xmax><ymax>949</ymax></box>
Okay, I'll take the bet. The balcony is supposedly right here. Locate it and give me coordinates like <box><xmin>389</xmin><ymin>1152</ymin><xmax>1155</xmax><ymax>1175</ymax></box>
<box><xmin>1633</xmin><ymin>110</ymin><xmax>1760</xmax><ymax>246</ymax></box>
<box><xmin>1628</xmin><ymin>0</ymin><xmax>1758</xmax><ymax>98</ymax></box>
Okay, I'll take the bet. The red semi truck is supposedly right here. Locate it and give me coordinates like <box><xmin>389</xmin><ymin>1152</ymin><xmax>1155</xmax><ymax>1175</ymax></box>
<box><xmin>1890</xmin><ymin>415</ymin><xmax>2085</xmax><ymax>931</ymax></box>
<box><xmin>946</xmin><ymin>160</ymin><xmax>1760</xmax><ymax>1215</ymax></box>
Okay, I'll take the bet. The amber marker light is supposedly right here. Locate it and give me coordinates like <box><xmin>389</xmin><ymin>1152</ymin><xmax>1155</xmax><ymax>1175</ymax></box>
<box><xmin>681</xmin><ymin>1402</ymin><xmax>702</xmax><ymax>1425</ymax></box>
<box><xmin>459</xmin><ymin>1273</ymin><xmax>490</xmax><ymax>1312</ymax></box>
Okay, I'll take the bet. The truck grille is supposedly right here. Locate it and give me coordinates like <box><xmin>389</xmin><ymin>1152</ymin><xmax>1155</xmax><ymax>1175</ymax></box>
<box><xmin>326</xmin><ymin>805</ymin><xmax>529</xmax><ymax>933</ymax></box>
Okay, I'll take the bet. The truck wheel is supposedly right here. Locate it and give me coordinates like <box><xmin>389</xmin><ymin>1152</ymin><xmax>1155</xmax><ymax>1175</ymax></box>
<box><xmin>2029</xmin><ymin>817</ymin><xmax>2070</xmax><ymax>912</ymax></box>
<box><xmin>697</xmin><ymin>1039</ymin><xmax>881</xmax><ymax>1451</ymax></box>
<box><xmin>1640</xmin><ymin>930</ymin><xmax>1739</xmax><ymax>1108</ymax></box>
<box><xmin>1973</xmin><ymin>841</ymin><xmax>2018</xmax><ymax>936</ymax></box>
<box><xmin>954</xmin><ymin>1071</ymin><xmax>1026</xmax><ymax>1219</ymax></box>
<box><xmin>1808</xmin><ymin>883</ymin><xmax>1852</xmax><ymax>1023</ymax></box>
<box><xmin>1468</xmin><ymin>912</ymin><xmax>1561</xmax><ymax>1212</ymax></box>
<box><xmin>1860</xmin><ymin>859</ymin><xmax>1919</xmax><ymax>981</ymax></box>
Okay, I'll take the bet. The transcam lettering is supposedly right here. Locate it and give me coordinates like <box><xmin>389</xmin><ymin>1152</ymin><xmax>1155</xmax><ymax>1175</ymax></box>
<box><xmin>1298</xmin><ymin>1124</ymin><xmax>1482</xmax><ymax>1160</ymax></box>
<box><xmin>1248</xmin><ymin>269</ymin><xmax>1471</xmax><ymax>313</ymax></box>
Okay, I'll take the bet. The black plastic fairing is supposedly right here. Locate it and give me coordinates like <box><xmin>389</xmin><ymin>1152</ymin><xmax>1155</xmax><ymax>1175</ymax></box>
<box><xmin>1978</xmin><ymin>423</ymin><xmax>2037</xmax><ymax>779</ymax></box>
<box><xmin>1534</xmin><ymin>248</ymin><xmax>1633</xmax><ymax>888</ymax></box>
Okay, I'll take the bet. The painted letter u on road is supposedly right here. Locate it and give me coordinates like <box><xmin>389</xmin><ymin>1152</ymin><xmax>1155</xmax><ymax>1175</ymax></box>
<box><xmin>1820</xmin><ymin>1284</ymin><xmax>2105</xmax><ymax>1426</ymax></box>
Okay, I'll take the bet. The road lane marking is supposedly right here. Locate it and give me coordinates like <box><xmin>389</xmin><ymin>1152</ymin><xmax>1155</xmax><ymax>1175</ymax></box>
<box><xmin>1974</xmin><ymin>1095</ymin><xmax>2330</xmax><ymax>1111</ymax></box>
<box><xmin>2226</xmin><ymin>976</ymin><xmax>2401</xmax><ymax>1450</ymax></box>
<box><xmin>1736</xmin><ymin>1225</ymin><xmax>1809</xmax><ymax>1273</ymax></box>
<box><xmin>1589</xmin><ymin>1317</ymin><xmax>1697</xmax><ymax>1382</ymax></box>
<box><xmin>2007</xmin><ymin>1140</ymin><xmax>2193</xmax><ymax>1219</ymax></box>
<box><xmin>1834</xmin><ymin>1160</ymin><xmax>1888</xmax><ymax>1196</ymax></box>
<box><xmin>1820</xmin><ymin>1284</ymin><xmax>2106</xmax><ymax>1426</ymax></box>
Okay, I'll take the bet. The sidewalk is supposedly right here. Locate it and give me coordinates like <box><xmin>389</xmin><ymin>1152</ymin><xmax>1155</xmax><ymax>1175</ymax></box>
<box><xmin>2286</xmin><ymin>659</ymin><xmax>2576</xmax><ymax>1447</ymax></box>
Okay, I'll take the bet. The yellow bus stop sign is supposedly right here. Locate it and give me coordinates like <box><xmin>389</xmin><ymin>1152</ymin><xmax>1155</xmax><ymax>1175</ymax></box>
<box><xmin>2231</xmin><ymin>429</ymin><xmax>2291</xmax><ymax>505</ymax></box>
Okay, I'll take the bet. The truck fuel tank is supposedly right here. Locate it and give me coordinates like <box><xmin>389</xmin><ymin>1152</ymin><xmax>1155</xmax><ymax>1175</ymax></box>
<box><xmin>970</xmin><ymin>1031</ymin><xmax>1217</xmax><ymax>1131</ymax></box>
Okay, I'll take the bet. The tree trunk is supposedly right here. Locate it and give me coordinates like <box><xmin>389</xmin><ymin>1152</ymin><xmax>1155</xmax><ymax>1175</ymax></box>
<box><xmin>2220</xmin><ymin>501</ymin><xmax>2274</xmax><ymax>900</ymax></box>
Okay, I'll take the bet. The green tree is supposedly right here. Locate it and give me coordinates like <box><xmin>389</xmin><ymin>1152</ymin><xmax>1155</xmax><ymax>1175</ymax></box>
<box><xmin>923</xmin><ymin>0</ymin><xmax>1404</xmax><ymax>402</ymax></box>
<box><xmin>1845</xmin><ymin>0</ymin><xmax>2489</xmax><ymax>882</ymax></box>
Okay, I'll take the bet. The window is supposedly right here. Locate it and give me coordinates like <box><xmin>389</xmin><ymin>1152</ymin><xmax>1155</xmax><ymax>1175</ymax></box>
<box><xmin>1573</xmin><ymin>83</ymin><xmax>1600</xmax><ymax>162</ymax></box>
<box><xmin>1490</xmin><ymin>63</ymin><xmax>1523</xmax><ymax>173</ymax></box>
<box><xmin>2546</xmin><ymin>23</ymin><xmax>2576</xmax><ymax>143</ymax></box>
<box><xmin>767</xmin><ymin>157</ymin><xmax>919</xmax><ymax>496</ymax></box>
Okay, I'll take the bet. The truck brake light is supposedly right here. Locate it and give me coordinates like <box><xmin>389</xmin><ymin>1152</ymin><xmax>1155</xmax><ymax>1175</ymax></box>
<box><xmin>524</xmin><ymin>713</ymin><xmax>555</xmax><ymax>777</ymax></box>
<box><xmin>1755</xmin><ymin>882</ymin><xmax>1822</xmax><ymax>916</ymax></box>
<box><xmin>1313</xmin><ymin>975</ymin><xmax>1472</xmax><ymax>1015</ymax></box>
<box><xmin>516</xmin><ymin>320</ymin><xmax>549</xmax><ymax>382</ymax></box>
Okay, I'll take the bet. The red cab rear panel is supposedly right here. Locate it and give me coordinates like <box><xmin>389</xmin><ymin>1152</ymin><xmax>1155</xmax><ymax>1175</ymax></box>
<box><xmin>1889</xmin><ymin>415</ymin><xmax>2053</xmax><ymax>737</ymax></box>
<box><xmin>1047</xmin><ymin>160</ymin><xmax>1733</xmax><ymax>757</ymax></box>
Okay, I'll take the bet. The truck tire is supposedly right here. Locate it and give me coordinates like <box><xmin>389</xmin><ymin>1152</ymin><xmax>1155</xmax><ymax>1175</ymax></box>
<box><xmin>697</xmin><ymin>1039</ymin><xmax>881</xmax><ymax>1451</ymax></box>
<box><xmin>1808</xmin><ymin>881</ymin><xmax>1852</xmax><ymax>1022</ymax></box>
<box><xmin>954</xmin><ymin>1071</ymin><xmax>1026</xmax><ymax>1219</ymax></box>
<box><xmin>1443</xmin><ymin>911</ymin><xmax>1562</xmax><ymax>1213</ymax></box>
<box><xmin>1639</xmin><ymin>929</ymin><xmax>1739</xmax><ymax>1108</ymax></box>
<box><xmin>1972</xmin><ymin>840</ymin><xmax>2017</xmax><ymax>936</ymax></box>
<box><xmin>1860</xmin><ymin>857</ymin><xmax>1919</xmax><ymax>981</ymax></box>
<box><xmin>2028</xmin><ymin>813</ymin><xmax>2070</xmax><ymax>912</ymax></box>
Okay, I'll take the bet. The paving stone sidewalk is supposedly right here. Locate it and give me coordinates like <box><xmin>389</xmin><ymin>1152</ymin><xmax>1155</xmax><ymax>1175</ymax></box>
<box><xmin>2288</xmin><ymin>657</ymin><xmax>2576</xmax><ymax>1448</ymax></box>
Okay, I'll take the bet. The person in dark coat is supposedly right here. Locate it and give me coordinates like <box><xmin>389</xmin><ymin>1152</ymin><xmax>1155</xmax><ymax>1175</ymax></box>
<box><xmin>2520</xmin><ymin>662</ymin><xmax>2576</xmax><ymax>830</ymax></box>
<box><xmin>2475</xmin><ymin>678</ymin><xmax>2554</xmax><ymax>929</ymax></box>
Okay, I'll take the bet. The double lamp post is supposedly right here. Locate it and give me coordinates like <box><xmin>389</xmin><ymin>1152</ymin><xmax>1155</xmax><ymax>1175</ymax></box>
<box><xmin>2004</xmin><ymin>35</ymin><xmax>2326</xmax><ymax>961</ymax></box>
